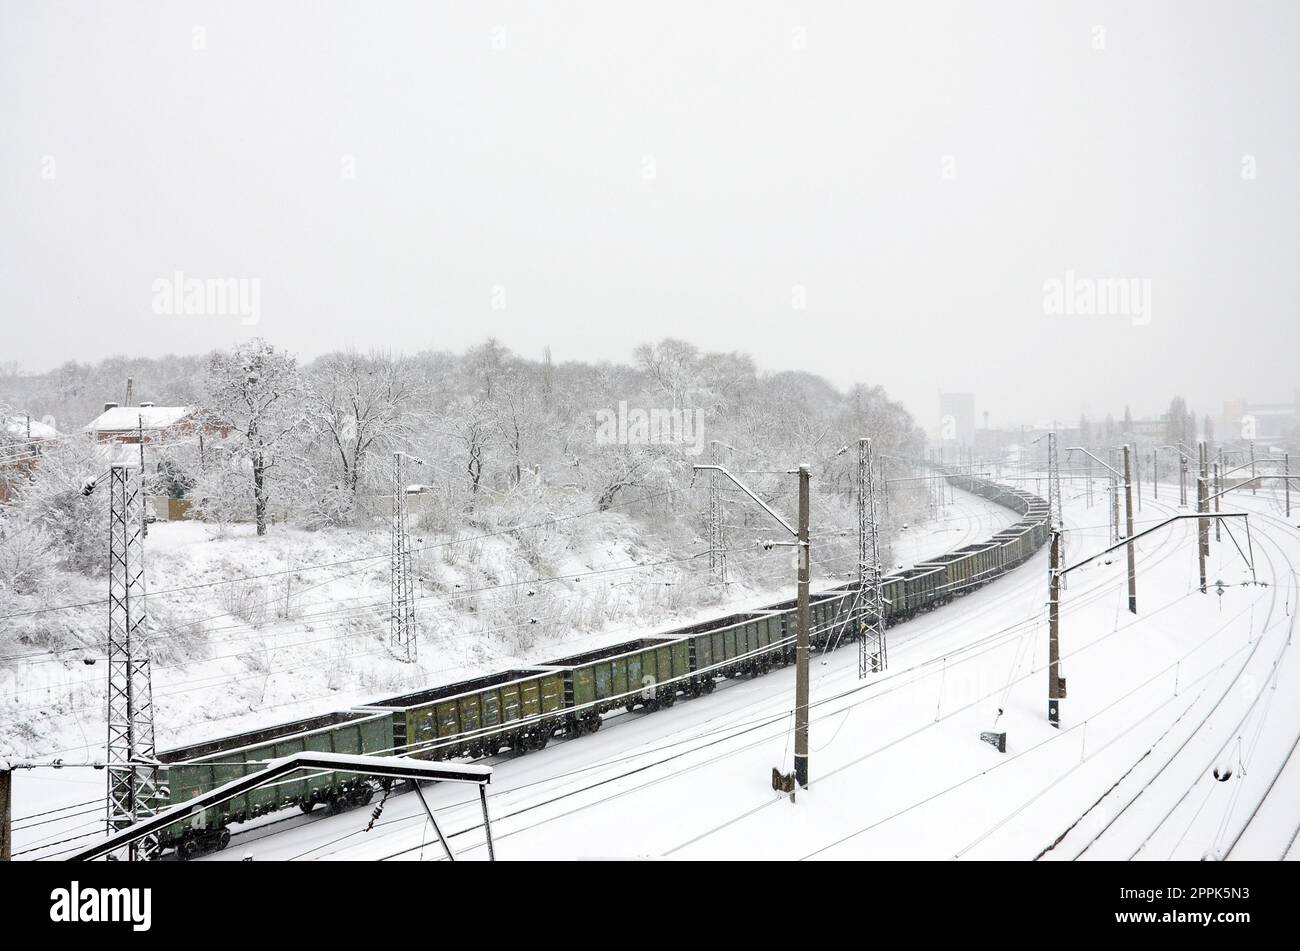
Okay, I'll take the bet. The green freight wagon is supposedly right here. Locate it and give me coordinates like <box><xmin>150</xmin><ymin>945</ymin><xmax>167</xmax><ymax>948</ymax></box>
<box><xmin>157</xmin><ymin>708</ymin><xmax>394</xmax><ymax>857</ymax></box>
<box><xmin>546</xmin><ymin>637</ymin><xmax>691</xmax><ymax>726</ymax></box>
<box><xmin>370</xmin><ymin>668</ymin><xmax>567</xmax><ymax>759</ymax></box>
<box><xmin>685</xmin><ymin>612</ymin><xmax>789</xmax><ymax>686</ymax></box>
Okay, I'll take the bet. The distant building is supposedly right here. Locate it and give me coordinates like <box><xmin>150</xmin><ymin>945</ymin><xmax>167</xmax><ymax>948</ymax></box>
<box><xmin>938</xmin><ymin>393</ymin><xmax>976</xmax><ymax>447</ymax></box>
<box><xmin>1126</xmin><ymin>417</ymin><xmax>1166</xmax><ymax>441</ymax></box>
<box><xmin>82</xmin><ymin>402</ymin><xmax>218</xmax><ymax>445</ymax></box>
<box><xmin>0</xmin><ymin>414</ymin><xmax>60</xmax><ymax>503</ymax></box>
<box><xmin>81</xmin><ymin>401</ymin><xmax>230</xmax><ymax>520</ymax></box>
<box><xmin>1223</xmin><ymin>395</ymin><xmax>1300</xmax><ymax>443</ymax></box>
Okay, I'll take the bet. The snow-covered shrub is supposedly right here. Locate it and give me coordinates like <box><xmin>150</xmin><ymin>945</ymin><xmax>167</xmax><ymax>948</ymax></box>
<box><xmin>2</xmin><ymin>435</ymin><xmax>106</xmax><ymax>575</ymax></box>
<box><xmin>144</xmin><ymin>602</ymin><xmax>211</xmax><ymax>667</ymax></box>
<box><xmin>0</xmin><ymin>517</ymin><xmax>56</xmax><ymax>596</ymax></box>
<box><xmin>217</xmin><ymin>579</ymin><xmax>268</xmax><ymax>626</ymax></box>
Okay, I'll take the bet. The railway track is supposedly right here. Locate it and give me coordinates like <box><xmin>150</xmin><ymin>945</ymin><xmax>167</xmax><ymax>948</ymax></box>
<box><xmin>1032</xmin><ymin>493</ymin><xmax>1297</xmax><ymax>861</ymax></box>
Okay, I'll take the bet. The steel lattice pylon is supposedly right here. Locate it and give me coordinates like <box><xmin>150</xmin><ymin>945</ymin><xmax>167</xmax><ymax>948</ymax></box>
<box><xmin>857</xmin><ymin>438</ymin><xmax>887</xmax><ymax>677</ymax></box>
<box><xmin>390</xmin><ymin>452</ymin><xmax>418</xmax><ymax>662</ymax></box>
<box><xmin>105</xmin><ymin>465</ymin><xmax>162</xmax><ymax>860</ymax></box>
<box><xmin>708</xmin><ymin>441</ymin><xmax>727</xmax><ymax>585</ymax></box>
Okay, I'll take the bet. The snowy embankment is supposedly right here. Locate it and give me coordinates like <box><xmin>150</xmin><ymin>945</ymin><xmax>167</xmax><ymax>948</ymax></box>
<box><xmin>176</xmin><ymin>476</ymin><xmax>1299</xmax><ymax>862</ymax></box>
<box><xmin>7</xmin><ymin>486</ymin><xmax>1012</xmax><ymax>859</ymax></box>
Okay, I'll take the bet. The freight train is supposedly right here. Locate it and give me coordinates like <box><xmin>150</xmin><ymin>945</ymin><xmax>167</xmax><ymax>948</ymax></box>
<box><xmin>155</xmin><ymin>470</ymin><xmax>1048</xmax><ymax>858</ymax></box>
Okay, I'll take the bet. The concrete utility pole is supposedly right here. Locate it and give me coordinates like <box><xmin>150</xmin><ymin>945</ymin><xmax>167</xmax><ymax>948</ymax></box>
<box><xmin>1047</xmin><ymin>531</ymin><xmax>1064</xmax><ymax>728</ymax></box>
<box><xmin>1197</xmin><ymin>474</ymin><xmax>1210</xmax><ymax>594</ymax></box>
<box><xmin>1134</xmin><ymin>447</ymin><xmax>1142</xmax><ymax>511</ymax></box>
<box><xmin>1200</xmin><ymin>441</ymin><xmax>1210</xmax><ymax>545</ymax></box>
<box><xmin>1251</xmin><ymin>440</ymin><xmax>1257</xmax><ymax>495</ymax></box>
<box><xmin>692</xmin><ymin>460</ymin><xmax>810</xmax><ymax>792</ymax></box>
<box><xmin>1109</xmin><ymin>449</ymin><xmax>1120</xmax><ymax>543</ymax></box>
<box><xmin>1214</xmin><ymin>460</ymin><xmax>1222</xmax><ymax>543</ymax></box>
<box><xmin>1123</xmin><ymin>445</ymin><xmax>1136</xmax><ymax>614</ymax></box>
<box><xmin>1</xmin><ymin>765</ymin><xmax>10</xmax><ymax>861</ymax></box>
<box><xmin>790</xmin><ymin>462</ymin><xmax>812</xmax><ymax>788</ymax></box>
<box><xmin>1047</xmin><ymin>432</ymin><xmax>1066</xmax><ymax>590</ymax></box>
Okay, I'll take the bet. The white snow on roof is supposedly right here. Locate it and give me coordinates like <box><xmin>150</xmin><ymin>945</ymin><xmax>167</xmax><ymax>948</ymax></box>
<box><xmin>2</xmin><ymin>415</ymin><xmax>59</xmax><ymax>438</ymax></box>
<box><xmin>84</xmin><ymin>405</ymin><xmax>193</xmax><ymax>433</ymax></box>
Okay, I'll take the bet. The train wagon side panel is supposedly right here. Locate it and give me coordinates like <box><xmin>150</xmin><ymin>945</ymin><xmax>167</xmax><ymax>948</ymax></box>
<box><xmin>572</xmin><ymin>665</ymin><xmax>597</xmax><ymax>708</ymax></box>
<box><xmin>692</xmin><ymin>630</ymin><xmax>714</xmax><ymax>672</ymax></box>
<box><xmin>540</xmin><ymin>672</ymin><xmax>565</xmax><ymax>714</ymax></box>
<box><xmin>669</xmin><ymin>640</ymin><xmax>689</xmax><ymax>682</ymax></box>
<box><xmin>627</xmin><ymin>651</ymin><xmax>644</xmax><ymax>697</ymax></box>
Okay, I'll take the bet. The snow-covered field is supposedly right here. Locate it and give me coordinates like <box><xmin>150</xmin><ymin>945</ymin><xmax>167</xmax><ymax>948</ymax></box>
<box><xmin>195</xmin><ymin>478</ymin><xmax>1297</xmax><ymax>861</ymax></box>
<box><xmin>8</xmin><ymin>483</ymin><xmax>1013</xmax><ymax>859</ymax></box>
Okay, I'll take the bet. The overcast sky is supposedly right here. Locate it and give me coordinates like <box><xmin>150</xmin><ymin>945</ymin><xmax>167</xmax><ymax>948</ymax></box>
<box><xmin>2</xmin><ymin>1</ymin><xmax>1297</xmax><ymax>431</ymax></box>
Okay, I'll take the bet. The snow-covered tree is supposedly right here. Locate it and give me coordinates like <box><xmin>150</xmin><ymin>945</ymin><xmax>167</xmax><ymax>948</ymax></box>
<box><xmin>202</xmin><ymin>339</ymin><xmax>303</xmax><ymax>536</ymax></box>
<box><xmin>305</xmin><ymin>350</ymin><xmax>418</xmax><ymax>514</ymax></box>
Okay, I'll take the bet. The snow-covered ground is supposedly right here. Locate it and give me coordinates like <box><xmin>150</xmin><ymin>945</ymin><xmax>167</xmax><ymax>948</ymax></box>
<box><xmin>190</xmin><ymin>478</ymin><xmax>1297</xmax><ymax>861</ymax></box>
<box><xmin>8</xmin><ymin>483</ymin><xmax>1013</xmax><ymax>859</ymax></box>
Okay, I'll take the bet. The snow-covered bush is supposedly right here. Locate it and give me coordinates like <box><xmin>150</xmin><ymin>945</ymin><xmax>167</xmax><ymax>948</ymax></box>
<box><xmin>2</xmin><ymin>435</ymin><xmax>107</xmax><ymax>575</ymax></box>
<box><xmin>0</xmin><ymin>517</ymin><xmax>56</xmax><ymax>596</ymax></box>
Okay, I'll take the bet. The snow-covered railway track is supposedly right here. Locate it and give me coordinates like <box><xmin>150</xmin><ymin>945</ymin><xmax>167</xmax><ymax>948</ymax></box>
<box><xmin>1035</xmin><ymin>499</ymin><xmax>1296</xmax><ymax>860</ymax></box>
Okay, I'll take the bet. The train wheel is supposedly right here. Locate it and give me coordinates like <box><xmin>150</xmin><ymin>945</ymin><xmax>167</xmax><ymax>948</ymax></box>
<box><xmin>702</xmin><ymin>678</ymin><xmax>716</xmax><ymax>695</ymax></box>
<box><xmin>179</xmin><ymin>838</ymin><xmax>198</xmax><ymax>861</ymax></box>
<box><xmin>587</xmin><ymin>715</ymin><xmax>602</xmax><ymax>734</ymax></box>
<box><xmin>217</xmin><ymin>828</ymin><xmax>231</xmax><ymax>851</ymax></box>
<box><xmin>660</xmin><ymin>689</ymin><xmax>676</xmax><ymax>708</ymax></box>
<box><xmin>625</xmin><ymin>702</ymin><xmax>638</xmax><ymax>714</ymax></box>
<box><xmin>326</xmin><ymin>793</ymin><xmax>346</xmax><ymax>815</ymax></box>
<box><xmin>299</xmin><ymin>800</ymin><xmax>317</xmax><ymax>814</ymax></box>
